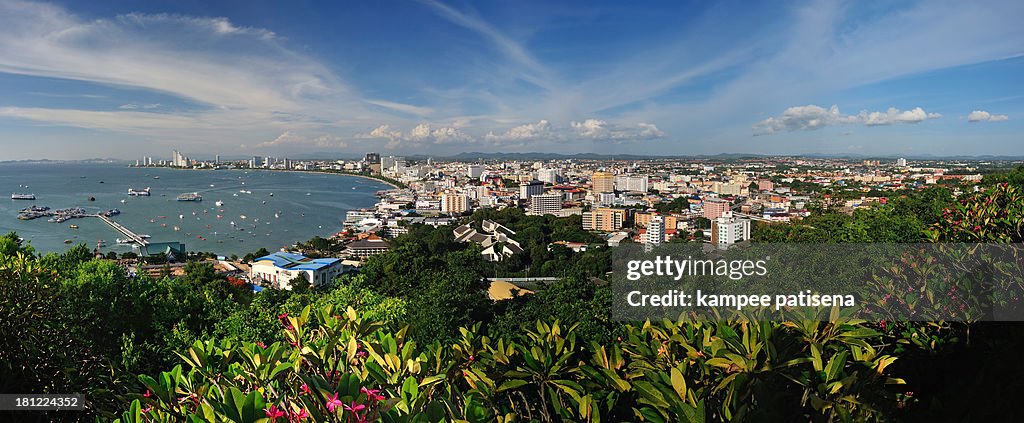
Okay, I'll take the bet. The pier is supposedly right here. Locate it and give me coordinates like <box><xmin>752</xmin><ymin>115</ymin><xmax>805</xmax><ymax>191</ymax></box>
<box><xmin>97</xmin><ymin>215</ymin><xmax>149</xmax><ymax>246</ymax></box>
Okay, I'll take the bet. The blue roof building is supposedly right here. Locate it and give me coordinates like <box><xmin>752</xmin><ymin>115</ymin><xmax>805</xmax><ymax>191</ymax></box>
<box><xmin>250</xmin><ymin>251</ymin><xmax>349</xmax><ymax>290</ymax></box>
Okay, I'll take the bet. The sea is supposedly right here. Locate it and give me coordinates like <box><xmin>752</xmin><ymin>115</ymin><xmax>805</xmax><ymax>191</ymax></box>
<box><xmin>0</xmin><ymin>163</ymin><xmax>388</xmax><ymax>257</ymax></box>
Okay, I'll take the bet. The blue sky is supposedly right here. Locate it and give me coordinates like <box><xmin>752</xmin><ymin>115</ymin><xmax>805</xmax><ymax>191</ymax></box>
<box><xmin>0</xmin><ymin>0</ymin><xmax>1021</xmax><ymax>159</ymax></box>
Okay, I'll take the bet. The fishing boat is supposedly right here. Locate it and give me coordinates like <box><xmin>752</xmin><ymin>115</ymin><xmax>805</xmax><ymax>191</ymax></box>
<box><xmin>176</xmin><ymin>192</ymin><xmax>202</xmax><ymax>202</ymax></box>
<box><xmin>153</xmin><ymin>176</ymin><xmax>160</xmax><ymax>179</ymax></box>
<box><xmin>127</xmin><ymin>187</ymin><xmax>151</xmax><ymax>196</ymax></box>
<box><xmin>69</xmin><ymin>224</ymin><xmax>79</xmax><ymax>229</ymax></box>
<box><xmin>11</xmin><ymin>193</ymin><xmax>35</xmax><ymax>200</ymax></box>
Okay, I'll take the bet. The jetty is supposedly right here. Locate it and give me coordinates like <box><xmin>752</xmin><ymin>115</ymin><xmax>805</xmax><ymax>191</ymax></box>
<box><xmin>97</xmin><ymin>215</ymin><xmax>149</xmax><ymax>246</ymax></box>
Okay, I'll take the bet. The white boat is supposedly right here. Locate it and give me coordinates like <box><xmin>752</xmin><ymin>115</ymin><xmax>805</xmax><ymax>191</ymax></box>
<box><xmin>215</xmin><ymin>200</ymin><xmax>224</xmax><ymax>207</ymax></box>
<box><xmin>11</xmin><ymin>193</ymin><xmax>35</xmax><ymax>200</ymax></box>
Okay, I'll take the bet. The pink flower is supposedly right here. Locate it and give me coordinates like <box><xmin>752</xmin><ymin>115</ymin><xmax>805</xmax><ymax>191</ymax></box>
<box><xmin>343</xmin><ymin>401</ymin><xmax>366</xmax><ymax>413</ymax></box>
<box><xmin>325</xmin><ymin>393</ymin><xmax>343</xmax><ymax>412</ymax></box>
<box><xmin>361</xmin><ymin>387</ymin><xmax>385</xmax><ymax>402</ymax></box>
<box><xmin>278</xmin><ymin>313</ymin><xmax>288</xmax><ymax>320</ymax></box>
<box><xmin>143</xmin><ymin>390</ymin><xmax>151</xmax><ymax>398</ymax></box>
<box><xmin>265</xmin><ymin>405</ymin><xmax>286</xmax><ymax>421</ymax></box>
<box><xmin>292</xmin><ymin>408</ymin><xmax>309</xmax><ymax>421</ymax></box>
<box><xmin>300</xmin><ymin>383</ymin><xmax>311</xmax><ymax>395</ymax></box>
<box><xmin>256</xmin><ymin>341</ymin><xmax>267</xmax><ymax>349</ymax></box>
<box><xmin>141</xmin><ymin>405</ymin><xmax>153</xmax><ymax>413</ymax></box>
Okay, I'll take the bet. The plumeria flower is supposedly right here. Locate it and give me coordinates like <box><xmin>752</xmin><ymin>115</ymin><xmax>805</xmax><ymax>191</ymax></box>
<box><xmin>325</xmin><ymin>393</ymin><xmax>343</xmax><ymax>412</ymax></box>
<box><xmin>292</xmin><ymin>408</ymin><xmax>310</xmax><ymax>421</ymax></box>
<box><xmin>143</xmin><ymin>390</ymin><xmax>151</xmax><ymax>398</ymax></box>
<box><xmin>343</xmin><ymin>401</ymin><xmax>366</xmax><ymax>413</ymax></box>
<box><xmin>361</xmin><ymin>387</ymin><xmax>385</xmax><ymax>402</ymax></box>
<box><xmin>300</xmin><ymin>383</ymin><xmax>312</xmax><ymax>395</ymax></box>
<box><xmin>265</xmin><ymin>405</ymin><xmax>286</xmax><ymax>421</ymax></box>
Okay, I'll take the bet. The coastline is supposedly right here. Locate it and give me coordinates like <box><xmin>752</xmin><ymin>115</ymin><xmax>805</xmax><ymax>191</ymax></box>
<box><xmin>152</xmin><ymin>166</ymin><xmax>404</xmax><ymax>190</ymax></box>
<box><xmin>124</xmin><ymin>165</ymin><xmax>393</xmax><ymax>256</ymax></box>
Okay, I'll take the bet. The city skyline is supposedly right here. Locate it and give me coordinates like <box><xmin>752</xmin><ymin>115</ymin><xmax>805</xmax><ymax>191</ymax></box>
<box><xmin>0</xmin><ymin>0</ymin><xmax>1021</xmax><ymax>160</ymax></box>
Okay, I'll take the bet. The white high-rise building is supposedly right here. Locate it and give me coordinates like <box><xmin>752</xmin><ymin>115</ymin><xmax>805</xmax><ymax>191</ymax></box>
<box><xmin>528</xmin><ymin>193</ymin><xmax>562</xmax><ymax>216</ymax></box>
<box><xmin>519</xmin><ymin>180</ymin><xmax>544</xmax><ymax>200</ymax></box>
<box><xmin>896</xmin><ymin>158</ymin><xmax>907</xmax><ymax>167</ymax></box>
<box><xmin>467</xmin><ymin>165</ymin><xmax>485</xmax><ymax>178</ymax></box>
<box><xmin>711</xmin><ymin>211</ymin><xmax>751</xmax><ymax>249</ymax></box>
<box><xmin>645</xmin><ymin>215</ymin><xmax>665</xmax><ymax>245</ymax></box>
<box><xmin>537</xmin><ymin>168</ymin><xmax>562</xmax><ymax>184</ymax></box>
<box><xmin>615</xmin><ymin>175</ymin><xmax>649</xmax><ymax>192</ymax></box>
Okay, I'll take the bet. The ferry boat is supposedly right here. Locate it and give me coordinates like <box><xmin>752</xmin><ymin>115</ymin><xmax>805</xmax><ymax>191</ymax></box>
<box><xmin>11</xmin><ymin>193</ymin><xmax>35</xmax><ymax>200</ymax></box>
<box><xmin>176</xmin><ymin>192</ymin><xmax>202</xmax><ymax>202</ymax></box>
<box><xmin>128</xmin><ymin>187</ymin><xmax>151</xmax><ymax>196</ymax></box>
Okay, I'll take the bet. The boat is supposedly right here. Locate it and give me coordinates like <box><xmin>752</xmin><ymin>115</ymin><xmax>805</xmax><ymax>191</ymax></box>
<box><xmin>269</xmin><ymin>193</ymin><xmax>274</xmax><ymax>196</ymax></box>
<box><xmin>11</xmin><ymin>193</ymin><xmax>35</xmax><ymax>200</ymax></box>
<box><xmin>121</xmin><ymin>199</ymin><xmax>127</xmax><ymax>204</ymax></box>
<box><xmin>116</xmin><ymin>238</ymin><xmax>132</xmax><ymax>244</ymax></box>
<box><xmin>176</xmin><ymin>192</ymin><xmax>202</xmax><ymax>202</ymax></box>
<box><xmin>88</xmin><ymin>196</ymin><xmax>96</xmax><ymax>201</ymax></box>
<box><xmin>153</xmin><ymin>176</ymin><xmax>160</xmax><ymax>179</ymax></box>
<box><xmin>69</xmin><ymin>224</ymin><xmax>79</xmax><ymax>229</ymax></box>
<box><xmin>64</xmin><ymin>239</ymin><xmax>73</xmax><ymax>244</ymax></box>
<box><xmin>215</xmin><ymin>200</ymin><xmax>224</xmax><ymax>207</ymax></box>
<box><xmin>128</xmin><ymin>187</ymin><xmax>151</xmax><ymax>196</ymax></box>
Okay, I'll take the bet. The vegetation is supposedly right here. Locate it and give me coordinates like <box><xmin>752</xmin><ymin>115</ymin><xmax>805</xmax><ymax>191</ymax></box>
<box><xmin>1</xmin><ymin>166</ymin><xmax>1024</xmax><ymax>421</ymax></box>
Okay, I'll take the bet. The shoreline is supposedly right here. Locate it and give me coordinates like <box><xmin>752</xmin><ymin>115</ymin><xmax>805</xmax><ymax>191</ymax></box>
<box><xmin>149</xmin><ymin>166</ymin><xmax>404</xmax><ymax>190</ymax></box>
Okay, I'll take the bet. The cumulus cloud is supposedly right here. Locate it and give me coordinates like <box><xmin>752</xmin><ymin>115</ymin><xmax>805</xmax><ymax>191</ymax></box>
<box><xmin>484</xmin><ymin>120</ymin><xmax>557</xmax><ymax>143</ymax></box>
<box><xmin>754</xmin><ymin>105</ymin><xmax>941</xmax><ymax>135</ymax></box>
<box><xmin>570</xmin><ymin>119</ymin><xmax>665</xmax><ymax>141</ymax></box>
<box><xmin>359</xmin><ymin>123</ymin><xmax>473</xmax><ymax>148</ymax></box>
<box><xmin>967</xmin><ymin>110</ymin><xmax>1009</xmax><ymax>122</ymax></box>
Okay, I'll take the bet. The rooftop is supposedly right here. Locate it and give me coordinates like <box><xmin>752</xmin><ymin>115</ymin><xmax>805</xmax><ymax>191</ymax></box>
<box><xmin>254</xmin><ymin>251</ymin><xmax>340</xmax><ymax>271</ymax></box>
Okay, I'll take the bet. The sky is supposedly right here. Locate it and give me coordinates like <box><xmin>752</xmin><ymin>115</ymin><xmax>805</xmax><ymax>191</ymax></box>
<box><xmin>0</xmin><ymin>0</ymin><xmax>1021</xmax><ymax>160</ymax></box>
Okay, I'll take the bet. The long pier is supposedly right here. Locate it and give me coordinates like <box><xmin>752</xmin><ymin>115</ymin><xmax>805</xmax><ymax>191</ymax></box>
<box><xmin>97</xmin><ymin>215</ymin><xmax>149</xmax><ymax>246</ymax></box>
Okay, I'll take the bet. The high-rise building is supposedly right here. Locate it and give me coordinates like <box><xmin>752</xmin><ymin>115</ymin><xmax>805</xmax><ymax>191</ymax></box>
<box><xmin>364</xmin><ymin>152</ymin><xmax>381</xmax><ymax>164</ymax></box>
<box><xmin>519</xmin><ymin>180</ymin><xmax>544</xmax><ymax>200</ymax></box>
<box><xmin>440</xmin><ymin>193</ymin><xmax>470</xmax><ymax>214</ymax></box>
<box><xmin>896</xmin><ymin>158</ymin><xmax>907</xmax><ymax>167</ymax></box>
<box><xmin>615</xmin><ymin>175</ymin><xmax>649</xmax><ymax>192</ymax></box>
<box><xmin>645</xmin><ymin>216</ymin><xmax>665</xmax><ymax>245</ymax></box>
<box><xmin>582</xmin><ymin>207</ymin><xmax>626</xmax><ymax>231</ymax></box>
<box><xmin>381</xmin><ymin>156</ymin><xmax>397</xmax><ymax>171</ymax></box>
<box><xmin>537</xmin><ymin>168</ymin><xmax>562</xmax><ymax>184</ymax></box>
<box><xmin>467</xmin><ymin>165</ymin><xmax>485</xmax><ymax>178</ymax></box>
<box><xmin>171</xmin><ymin>150</ymin><xmax>190</xmax><ymax>167</ymax></box>
<box><xmin>528</xmin><ymin>193</ymin><xmax>562</xmax><ymax>216</ymax></box>
<box><xmin>703</xmin><ymin>198</ymin><xmax>731</xmax><ymax>220</ymax></box>
<box><xmin>592</xmin><ymin>171</ymin><xmax>615</xmax><ymax>193</ymax></box>
<box><xmin>711</xmin><ymin>211</ymin><xmax>751</xmax><ymax>248</ymax></box>
<box><xmin>757</xmin><ymin>179</ymin><xmax>774</xmax><ymax>191</ymax></box>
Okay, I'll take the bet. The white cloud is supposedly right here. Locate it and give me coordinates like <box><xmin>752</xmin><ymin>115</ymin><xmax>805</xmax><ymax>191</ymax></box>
<box><xmin>252</xmin><ymin>130</ymin><xmax>347</xmax><ymax>149</ymax></box>
<box><xmin>967</xmin><ymin>110</ymin><xmax>1009</xmax><ymax>122</ymax></box>
<box><xmin>119</xmin><ymin>103</ymin><xmax>161</xmax><ymax>110</ymax></box>
<box><xmin>365</xmin><ymin>99</ymin><xmax>433</xmax><ymax>117</ymax></box>
<box><xmin>485</xmin><ymin>120</ymin><xmax>557</xmax><ymax>143</ymax></box>
<box><xmin>359</xmin><ymin>122</ymin><xmax>473</xmax><ymax>148</ymax></box>
<box><xmin>570</xmin><ymin>119</ymin><xmax>665</xmax><ymax>141</ymax></box>
<box><xmin>861</xmin><ymin>107</ymin><xmax>941</xmax><ymax>126</ymax></box>
<box><xmin>754</xmin><ymin>105</ymin><xmax>941</xmax><ymax>135</ymax></box>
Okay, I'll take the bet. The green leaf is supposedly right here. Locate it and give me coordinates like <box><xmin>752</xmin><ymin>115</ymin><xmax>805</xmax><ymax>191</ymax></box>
<box><xmin>670</xmin><ymin>367</ymin><xmax>688</xmax><ymax>402</ymax></box>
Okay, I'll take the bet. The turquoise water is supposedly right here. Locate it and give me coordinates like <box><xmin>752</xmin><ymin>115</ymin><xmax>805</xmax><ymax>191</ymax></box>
<box><xmin>0</xmin><ymin>163</ymin><xmax>387</xmax><ymax>256</ymax></box>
